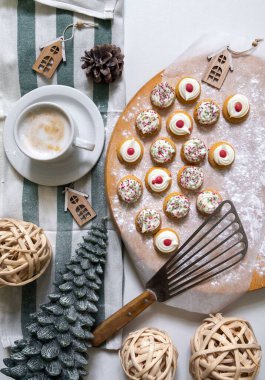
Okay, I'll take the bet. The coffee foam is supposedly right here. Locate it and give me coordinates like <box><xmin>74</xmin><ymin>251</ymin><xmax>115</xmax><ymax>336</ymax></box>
<box><xmin>18</xmin><ymin>106</ymin><xmax>71</xmax><ymax>159</ymax></box>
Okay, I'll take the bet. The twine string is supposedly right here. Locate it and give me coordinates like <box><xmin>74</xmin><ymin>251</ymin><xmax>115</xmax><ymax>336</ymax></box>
<box><xmin>62</xmin><ymin>20</ymin><xmax>98</xmax><ymax>43</ymax></box>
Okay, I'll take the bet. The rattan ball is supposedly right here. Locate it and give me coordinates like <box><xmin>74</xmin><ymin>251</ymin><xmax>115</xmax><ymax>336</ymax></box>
<box><xmin>119</xmin><ymin>327</ymin><xmax>178</xmax><ymax>380</ymax></box>
<box><xmin>0</xmin><ymin>218</ymin><xmax>52</xmax><ymax>287</ymax></box>
<box><xmin>190</xmin><ymin>313</ymin><xmax>262</xmax><ymax>380</ymax></box>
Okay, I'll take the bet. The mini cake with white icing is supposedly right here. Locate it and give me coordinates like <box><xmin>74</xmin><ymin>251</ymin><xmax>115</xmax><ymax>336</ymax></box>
<box><xmin>135</xmin><ymin>208</ymin><xmax>162</xmax><ymax>235</ymax></box>
<box><xmin>150</xmin><ymin>82</ymin><xmax>175</xmax><ymax>109</ymax></box>
<box><xmin>166</xmin><ymin>110</ymin><xmax>193</xmax><ymax>138</ymax></box>
<box><xmin>135</xmin><ymin>109</ymin><xmax>161</xmax><ymax>137</ymax></box>
<box><xmin>208</xmin><ymin>141</ymin><xmax>235</xmax><ymax>168</ymax></box>
<box><xmin>163</xmin><ymin>192</ymin><xmax>190</xmax><ymax>219</ymax></box>
<box><xmin>150</xmin><ymin>137</ymin><xmax>176</xmax><ymax>164</ymax></box>
<box><xmin>196</xmin><ymin>189</ymin><xmax>222</xmax><ymax>215</ymax></box>
<box><xmin>154</xmin><ymin>228</ymin><xmax>180</xmax><ymax>254</ymax></box>
<box><xmin>223</xmin><ymin>94</ymin><xmax>250</xmax><ymax>123</ymax></box>
<box><xmin>181</xmin><ymin>138</ymin><xmax>207</xmax><ymax>164</ymax></box>
<box><xmin>117</xmin><ymin>175</ymin><xmax>143</xmax><ymax>204</ymax></box>
<box><xmin>175</xmin><ymin>77</ymin><xmax>201</xmax><ymax>104</ymax></box>
<box><xmin>145</xmin><ymin>167</ymin><xmax>172</xmax><ymax>194</ymax></box>
<box><xmin>194</xmin><ymin>98</ymin><xmax>220</xmax><ymax>126</ymax></box>
<box><xmin>117</xmin><ymin>138</ymin><xmax>144</xmax><ymax>165</ymax></box>
<box><xmin>177</xmin><ymin>166</ymin><xmax>204</xmax><ymax>190</ymax></box>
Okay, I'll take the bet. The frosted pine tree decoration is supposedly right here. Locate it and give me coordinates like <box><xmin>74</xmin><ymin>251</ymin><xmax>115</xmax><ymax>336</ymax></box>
<box><xmin>1</xmin><ymin>218</ymin><xmax>108</xmax><ymax>380</ymax></box>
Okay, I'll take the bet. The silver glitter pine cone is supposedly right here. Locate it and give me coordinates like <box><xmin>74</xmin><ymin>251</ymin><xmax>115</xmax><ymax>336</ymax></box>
<box><xmin>81</xmin><ymin>44</ymin><xmax>124</xmax><ymax>84</ymax></box>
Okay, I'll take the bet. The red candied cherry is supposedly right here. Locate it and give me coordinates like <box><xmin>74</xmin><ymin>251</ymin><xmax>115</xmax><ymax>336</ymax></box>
<box><xmin>152</xmin><ymin>176</ymin><xmax>163</xmax><ymax>185</ymax></box>
<box><xmin>219</xmin><ymin>149</ymin><xmax>227</xmax><ymax>158</ymax></box>
<box><xmin>127</xmin><ymin>147</ymin><xmax>135</xmax><ymax>155</ymax></box>
<box><xmin>163</xmin><ymin>239</ymin><xmax>172</xmax><ymax>246</ymax></box>
<box><xmin>234</xmin><ymin>102</ymin><xmax>242</xmax><ymax>112</ymax></box>
<box><xmin>176</xmin><ymin>119</ymin><xmax>184</xmax><ymax>128</ymax></box>
<box><xmin>186</xmin><ymin>83</ymin><xmax>194</xmax><ymax>93</ymax></box>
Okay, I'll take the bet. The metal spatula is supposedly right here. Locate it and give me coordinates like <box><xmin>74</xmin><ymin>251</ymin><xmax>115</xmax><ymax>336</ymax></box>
<box><xmin>92</xmin><ymin>200</ymin><xmax>248</xmax><ymax>346</ymax></box>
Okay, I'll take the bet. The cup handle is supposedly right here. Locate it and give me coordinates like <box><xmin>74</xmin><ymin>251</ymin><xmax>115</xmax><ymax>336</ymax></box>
<box><xmin>73</xmin><ymin>137</ymin><xmax>95</xmax><ymax>151</ymax></box>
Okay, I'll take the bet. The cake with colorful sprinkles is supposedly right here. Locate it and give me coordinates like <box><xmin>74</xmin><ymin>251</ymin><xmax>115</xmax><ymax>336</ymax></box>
<box><xmin>196</xmin><ymin>189</ymin><xmax>222</xmax><ymax>215</ymax></box>
<box><xmin>150</xmin><ymin>137</ymin><xmax>176</xmax><ymax>164</ymax></box>
<box><xmin>150</xmin><ymin>82</ymin><xmax>175</xmax><ymax>109</ymax></box>
<box><xmin>117</xmin><ymin>175</ymin><xmax>143</xmax><ymax>204</ymax></box>
<box><xmin>194</xmin><ymin>98</ymin><xmax>220</xmax><ymax>126</ymax></box>
<box><xmin>178</xmin><ymin>166</ymin><xmax>204</xmax><ymax>190</ymax></box>
<box><xmin>135</xmin><ymin>208</ymin><xmax>162</xmax><ymax>235</ymax></box>
<box><xmin>153</xmin><ymin>228</ymin><xmax>180</xmax><ymax>254</ymax></box>
<box><xmin>181</xmin><ymin>138</ymin><xmax>207</xmax><ymax>164</ymax></box>
<box><xmin>135</xmin><ymin>109</ymin><xmax>161</xmax><ymax>137</ymax></box>
<box><xmin>163</xmin><ymin>192</ymin><xmax>190</xmax><ymax>219</ymax></box>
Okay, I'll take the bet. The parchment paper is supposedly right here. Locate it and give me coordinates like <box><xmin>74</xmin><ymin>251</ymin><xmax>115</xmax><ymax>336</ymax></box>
<box><xmin>110</xmin><ymin>34</ymin><xmax>265</xmax><ymax>313</ymax></box>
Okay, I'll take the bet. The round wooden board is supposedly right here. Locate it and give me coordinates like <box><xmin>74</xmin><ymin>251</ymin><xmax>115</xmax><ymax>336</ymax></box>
<box><xmin>106</xmin><ymin>55</ymin><xmax>265</xmax><ymax>294</ymax></box>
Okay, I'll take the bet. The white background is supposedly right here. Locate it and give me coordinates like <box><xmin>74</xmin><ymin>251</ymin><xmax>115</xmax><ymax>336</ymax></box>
<box><xmin>1</xmin><ymin>1</ymin><xmax>265</xmax><ymax>379</ymax></box>
<box><xmin>88</xmin><ymin>1</ymin><xmax>265</xmax><ymax>379</ymax></box>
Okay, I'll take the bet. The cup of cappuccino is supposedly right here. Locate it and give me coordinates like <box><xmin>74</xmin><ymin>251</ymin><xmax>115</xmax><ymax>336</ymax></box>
<box><xmin>14</xmin><ymin>102</ymin><xmax>95</xmax><ymax>162</ymax></box>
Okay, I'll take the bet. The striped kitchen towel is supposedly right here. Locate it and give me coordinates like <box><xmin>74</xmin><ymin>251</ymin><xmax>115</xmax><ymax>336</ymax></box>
<box><xmin>0</xmin><ymin>0</ymin><xmax>125</xmax><ymax>350</ymax></box>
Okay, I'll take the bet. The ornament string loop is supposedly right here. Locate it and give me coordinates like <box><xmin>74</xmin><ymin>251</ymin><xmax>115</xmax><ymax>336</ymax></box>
<box><xmin>62</xmin><ymin>20</ymin><xmax>98</xmax><ymax>42</ymax></box>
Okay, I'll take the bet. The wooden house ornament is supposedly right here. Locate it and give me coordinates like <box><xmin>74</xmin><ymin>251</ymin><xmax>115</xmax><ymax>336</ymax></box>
<box><xmin>202</xmin><ymin>47</ymin><xmax>233</xmax><ymax>89</ymax></box>
<box><xmin>32</xmin><ymin>38</ymin><xmax>64</xmax><ymax>79</ymax></box>
<box><xmin>64</xmin><ymin>187</ymin><xmax>96</xmax><ymax>226</ymax></box>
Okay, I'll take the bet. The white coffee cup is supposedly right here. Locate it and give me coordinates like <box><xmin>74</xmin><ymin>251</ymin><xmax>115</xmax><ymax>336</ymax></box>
<box><xmin>14</xmin><ymin>101</ymin><xmax>95</xmax><ymax>162</ymax></box>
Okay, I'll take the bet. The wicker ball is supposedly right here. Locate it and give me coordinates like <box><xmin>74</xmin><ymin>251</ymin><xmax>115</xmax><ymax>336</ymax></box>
<box><xmin>0</xmin><ymin>218</ymin><xmax>52</xmax><ymax>287</ymax></box>
<box><xmin>190</xmin><ymin>313</ymin><xmax>262</xmax><ymax>380</ymax></box>
<box><xmin>119</xmin><ymin>327</ymin><xmax>178</xmax><ymax>380</ymax></box>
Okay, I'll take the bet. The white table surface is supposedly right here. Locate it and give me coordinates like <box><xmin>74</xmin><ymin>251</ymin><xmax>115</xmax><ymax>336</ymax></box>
<box><xmin>1</xmin><ymin>1</ymin><xmax>265</xmax><ymax>379</ymax></box>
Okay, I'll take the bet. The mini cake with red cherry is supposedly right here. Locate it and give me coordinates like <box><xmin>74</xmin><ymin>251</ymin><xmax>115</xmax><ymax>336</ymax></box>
<box><xmin>166</xmin><ymin>110</ymin><xmax>193</xmax><ymax>138</ymax></box>
<box><xmin>153</xmin><ymin>228</ymin><xmax>180</xmax><ymax>254</ymax></box>
<box><xmin>117</xmin><ymin>138</ymin><xmax>144</xmax><ymax>165</ymax></box>
<box><xmin>222</xmin><ymin>94</ymin><xmax>250</xmax><ymax>123</ymax></box>
<box><xmin>208</xmin><ymin>141</ymin><xmax>235</xmax><ymax>168</ymax></box>
<box><xmin>175</xmin><ymin>77</ymin><xmax>201</xmax><ymax>104</ymax></box>
<box><xmin>145</xmin><ymin>167</ymin><xmax>172</xmax><ymax>194</ymax></box>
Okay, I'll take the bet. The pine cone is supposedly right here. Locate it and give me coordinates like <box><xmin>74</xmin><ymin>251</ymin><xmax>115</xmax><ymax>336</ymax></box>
<box><xmin>81</xmin><ymin>44</ymin><xmax>124</xmax><ymax>84</ymax></box>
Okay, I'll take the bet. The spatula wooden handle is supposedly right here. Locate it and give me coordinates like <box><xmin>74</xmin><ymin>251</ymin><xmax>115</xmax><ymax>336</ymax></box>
<box><xmin>92</xmin><ymin>289</ymin><xmax>157</xmax><ymax>346</ymax></box>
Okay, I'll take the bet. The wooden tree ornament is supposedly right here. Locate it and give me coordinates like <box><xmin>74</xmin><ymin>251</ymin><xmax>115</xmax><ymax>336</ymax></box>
<box><xmin>64</xmin><ymin>188</ymin><xmax>96</xmax><ymax>227</ymax></box>
<box><xmin>32</xmin><ymin>39</ymin><xmax>64</xmax><ymax>79</ymax></box>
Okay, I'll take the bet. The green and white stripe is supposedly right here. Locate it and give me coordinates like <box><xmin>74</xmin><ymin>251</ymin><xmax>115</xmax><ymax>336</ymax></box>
<box><xmin>0</xmin><ymin>0</ymin><xmax>124</xmax><ymax>350</ymax></box>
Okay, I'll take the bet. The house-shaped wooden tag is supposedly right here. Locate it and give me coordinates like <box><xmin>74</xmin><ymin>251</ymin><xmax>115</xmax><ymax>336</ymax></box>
<box><xmin>202</xmin><ymin>47</ymin><xmax>233</xmax><ymax>89</ymax></box>
<box><xmin>64</xmin><ymin>188</ymin><xmax>96</xmax><ymax>227</ymax></box>
<box><xmin>32</xmin><ymin>39</ymin><xmax>63</xmax><ymax>79</ymax></box>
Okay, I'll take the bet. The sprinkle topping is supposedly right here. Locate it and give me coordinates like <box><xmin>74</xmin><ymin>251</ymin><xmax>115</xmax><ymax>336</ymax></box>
<box><xmin>150</xmin><ymin>138</ymin><xmax>176</xmax><ymax>164</ymax></box>
<box><xmin>196</xmin><ymin>100</ymin><xmax>220</xmax><ymax>125</ymax></box>
<box><xmin>135</xmin><ymin>109</ymin><xmax>160</xmax><ymax>135</ymax></box>
<box><xmin>197</xmin><ymin>190</ymin><xmax>222</xmax><ymax>215</ymax></box>
<box><xmin>165</xmin><ymin>193</ymin><xmax>190</xmax><ymax>218</ymax></box>
<box><xmin>150</xmin><ymin>82</ymin><xmax>175</xmax><ymax>108</ymax></box>
<box><xmin>118</xmin><ymin>177</ymin><xmax>142</xmax><ymax>204</ymax></box>
<box><xmin>182</xmin><ymin>138</ymin><xmax>207</xmax><ymax>163</ymax></box>
<box><xmin>136</xmin><ymin>208</ymin><xmax>161</xmax><ymax>234</ymax></box>
<box><xmin>179</xmin><ymin>166</ymin><xmax>204</xmax><ymax>190</ymax></box>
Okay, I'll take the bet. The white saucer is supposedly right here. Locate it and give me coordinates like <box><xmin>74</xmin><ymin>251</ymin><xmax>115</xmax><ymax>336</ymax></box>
<box><xmin>4</xmin><ymin>85</ymin><xmax>105</xmax><ymax>186</ymax></box>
